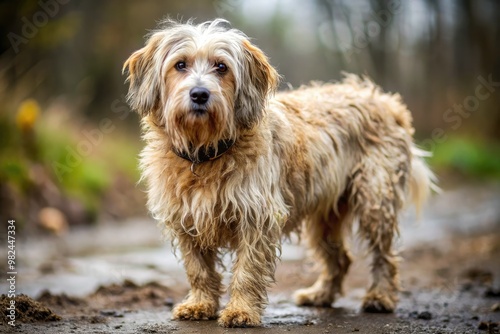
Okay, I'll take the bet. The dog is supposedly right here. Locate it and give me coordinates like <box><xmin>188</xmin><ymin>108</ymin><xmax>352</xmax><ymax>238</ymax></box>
<box><xmin>123</xmin><ymin>18</ymin><xmax>435</xmax><ymax>328</ymax></box>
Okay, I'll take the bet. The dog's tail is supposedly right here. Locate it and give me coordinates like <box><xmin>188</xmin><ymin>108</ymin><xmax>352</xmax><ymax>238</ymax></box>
<box><xmin>408</xmin><ymin>146</ymin><xmax>438</xmax><ymax>216</ymax></box>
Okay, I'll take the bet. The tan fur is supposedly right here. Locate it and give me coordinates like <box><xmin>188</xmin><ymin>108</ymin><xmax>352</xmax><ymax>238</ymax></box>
<box><xmin>123</xmin><ymin>19</ymin><xmax>435</xmax><ymax>327</ymax></box>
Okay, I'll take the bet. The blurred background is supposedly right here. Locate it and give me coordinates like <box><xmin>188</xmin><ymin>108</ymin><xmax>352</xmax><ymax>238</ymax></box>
<box><xmin>0</xmin><ymin>0</ymin><xmax>499</xmax><ymax>232</ymax></box>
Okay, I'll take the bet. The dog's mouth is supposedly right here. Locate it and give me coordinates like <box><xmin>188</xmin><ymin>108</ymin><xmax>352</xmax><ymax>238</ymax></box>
<box><xmin>190</xmin><ymin>104</ymin><xmax>208</xmax><ymax>117</ymax></box>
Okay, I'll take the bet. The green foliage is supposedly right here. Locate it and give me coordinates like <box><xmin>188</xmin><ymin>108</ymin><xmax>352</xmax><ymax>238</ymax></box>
<box><xmin>428</xmin><ymin>137</ymin><xmax>500</xmax><ymax>179</ymax></box>
<box><xmin>1</xmin><ymin>107</ymin><xmax>141</xmax><ymax>224</ymax></box>
<box><xmin>37</xmin><ymin>122</ymin><xmax>110</xmax><ymax>196</ymax></box>
<box><xmin>0</xmin><ymin>115</ymin><xmax>29</xmax><ymax>191</ymax></box>
<box><xmin>36</xmin><ymin>120</ymin><xmax>139</xmax><ymax>219</ymax></box>
<box><xmin>0</xmin><ymin>158</ymin><xmax>30</xmax><ymax>190</ymax></box>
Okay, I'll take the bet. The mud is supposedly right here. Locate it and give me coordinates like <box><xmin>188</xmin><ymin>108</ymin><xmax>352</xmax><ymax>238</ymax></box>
<box><xmin>0</xmin><ymin>294</ymin><xmax>61</xmax><ymax>325</ymax></box>
<box><xmin>2</xmin><ymin>232</ymin><xmax>500</xmax><ymax>333</ymax></box>
<box><xmin>1</xmin><ymin>183</ymin><xmax>500</xmax><ymax>333</ymax></box>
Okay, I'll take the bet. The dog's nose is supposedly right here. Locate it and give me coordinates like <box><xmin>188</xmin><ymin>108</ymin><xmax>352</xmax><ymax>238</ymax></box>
<box><xmin>190</xmin><ymin>87</ymin><xmax>210</xmax><ymax>105</ymax></box>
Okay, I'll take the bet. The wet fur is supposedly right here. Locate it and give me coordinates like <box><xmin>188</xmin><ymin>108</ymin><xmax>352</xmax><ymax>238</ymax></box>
<box><xmin>123</xmin><ymin>19</ymin><xmax>435</xmax><ymax>327</ymax></box>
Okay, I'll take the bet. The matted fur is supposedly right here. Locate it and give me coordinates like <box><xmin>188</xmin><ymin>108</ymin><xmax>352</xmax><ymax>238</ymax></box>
<box><xmin>123</xmin><ymin>18</ymin><xmax>435</xmax><ymax>328</ymax></box>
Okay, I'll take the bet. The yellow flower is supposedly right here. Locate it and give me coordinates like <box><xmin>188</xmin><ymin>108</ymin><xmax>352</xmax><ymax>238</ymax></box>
<box><xmin>16</xmin><ymin>99</ymin><xmax>40</xmax><ymax>131</ymax></box>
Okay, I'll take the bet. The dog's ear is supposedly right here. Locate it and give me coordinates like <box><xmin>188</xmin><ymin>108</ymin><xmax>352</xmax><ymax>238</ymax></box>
<box><xmin>123</xmin><ymin>34</ymin><xmax>164</xmax><ymax>117</ymax></box>
<box><xmin>236</xmin><ymin>39</ymin><xmax>279</xmax><ymax>128</ymax></box>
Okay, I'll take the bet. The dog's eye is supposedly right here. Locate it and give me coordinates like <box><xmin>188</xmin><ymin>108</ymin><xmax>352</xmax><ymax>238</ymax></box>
<box><xmin>175</xmin><ymin>61</ymin><xmax>187</xmax><ymax>71</ymax></box>
<box><xmin>215</xmin><ymin>63</ymin><xmax>228</xmax><ymax>73</ymax></box>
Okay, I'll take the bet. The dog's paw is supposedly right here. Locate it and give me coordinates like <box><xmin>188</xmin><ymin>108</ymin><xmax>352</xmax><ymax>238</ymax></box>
<box><xmin>218</xmin><ymin>307</ymin><xmax>261</xmax><ymax>328</ymax></box>
<box><xmin>294</xmin><ymin>287</ymin><xmax>334</xmax><ymax>307</ymax></box>
<box><xmin>172</xmin><ymin>302</ymin><xmax>217</xmax><ymax>320</ymax></box>
<box><xmin>362</xmin><ymin>290</ymin><xmax>396</xmax><ymax>313</ymax></box>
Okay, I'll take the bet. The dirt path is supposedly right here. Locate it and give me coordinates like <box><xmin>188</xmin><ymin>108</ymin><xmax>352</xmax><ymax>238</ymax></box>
<box><xmin>1</xmin><ymin>184</ymin><xmax>500</xmax><ymax>333</ymax></box>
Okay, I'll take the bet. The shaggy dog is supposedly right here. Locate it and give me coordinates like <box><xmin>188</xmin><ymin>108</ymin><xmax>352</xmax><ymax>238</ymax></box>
<box><xmin>123</xmin><ymin>19</ymin><xmax>434</xmax><ymax>328</ymax></box>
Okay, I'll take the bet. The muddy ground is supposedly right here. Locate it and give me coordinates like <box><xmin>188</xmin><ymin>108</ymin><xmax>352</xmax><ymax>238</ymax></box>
<box><xmin>1</xmin><ymin>183</ymin><xmax>500</xmax><ymax>333</ymax></box>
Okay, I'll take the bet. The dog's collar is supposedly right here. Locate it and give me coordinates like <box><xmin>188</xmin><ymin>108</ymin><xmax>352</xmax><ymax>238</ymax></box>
<box><xmin>172</xmin><ymin>139</ymin><xmax>235</xmax><ymax>165</ymax></box>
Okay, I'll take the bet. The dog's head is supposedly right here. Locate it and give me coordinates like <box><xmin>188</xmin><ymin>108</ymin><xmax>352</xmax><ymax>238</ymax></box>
<box><xmin>123</xmin><ymin>19</ymin><xmax>279</xmax><ymax>153</ymax></box>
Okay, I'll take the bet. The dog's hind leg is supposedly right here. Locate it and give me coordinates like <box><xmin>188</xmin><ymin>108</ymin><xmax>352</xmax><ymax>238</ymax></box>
<box><xmin>172</xmin><ymin>237</ymin><xmax>222</xmax><ymax>321</ymax></box>
<box><xmin>351</xmin><ymin>152</ymin><xmax>408</xmax><ymax>313</ymax></box>
<box><xmin>294</xmin><ymin>198</ymin><xmax>352</xmax><ymax>307</ymax></box>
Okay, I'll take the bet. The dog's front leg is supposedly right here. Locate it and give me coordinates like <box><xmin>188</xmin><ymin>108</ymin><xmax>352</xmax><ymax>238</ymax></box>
<box><xmin>218</xmin><ymin>233</ymin><xmax>278</xmax><ymax>327</ymax></box>
<box><xmin>172</xmin><ymin>236</ymin><xmax>222</xmax><ymax>321</ymax></box>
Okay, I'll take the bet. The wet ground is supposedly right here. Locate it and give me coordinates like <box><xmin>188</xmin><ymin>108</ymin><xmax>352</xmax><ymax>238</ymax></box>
<box><xmin>1</xmin><ymin>183</ymin><xmax>500</xmax><ymax>333</ymax></box>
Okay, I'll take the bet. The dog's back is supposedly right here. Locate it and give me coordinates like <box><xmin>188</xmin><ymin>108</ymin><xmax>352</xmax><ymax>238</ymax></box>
<box><xmin>270</xmin><ymin>74</ymin><xmax>433</xmax><ymax>219</ymax></box>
